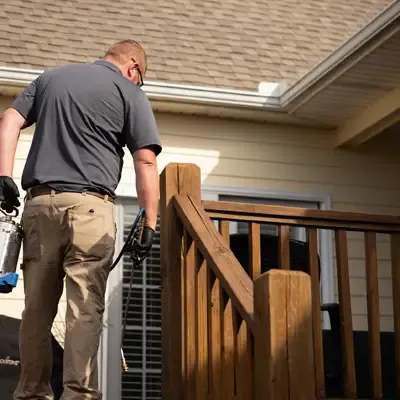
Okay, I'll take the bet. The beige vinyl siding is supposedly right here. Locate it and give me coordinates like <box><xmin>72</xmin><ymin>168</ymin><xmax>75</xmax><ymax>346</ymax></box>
<box><xmin>2</xmin><ymin>95</ymin><xmax>400</xmax><ymax>334</ymax></box>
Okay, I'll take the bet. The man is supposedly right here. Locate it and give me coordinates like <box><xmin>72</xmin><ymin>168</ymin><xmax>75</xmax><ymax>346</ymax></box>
<box><xmin>0</xmin><ymin>39</ymin><xmax>162</xmax><ymax>399</ymax></box>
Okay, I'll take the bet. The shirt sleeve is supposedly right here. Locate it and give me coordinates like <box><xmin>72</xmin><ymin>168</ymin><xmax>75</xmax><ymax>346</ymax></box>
<box><xmin>9</xmin><ymin>77</ymin><xmax>39</xmax><ymax>126</ymax></box>
<box><xmin>124</xmin><ymin>89</ymin><xmax>162</xmax><ymax>156</ymax></box>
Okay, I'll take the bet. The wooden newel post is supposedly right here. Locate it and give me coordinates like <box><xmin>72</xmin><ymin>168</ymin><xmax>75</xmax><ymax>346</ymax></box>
<box><xmin>254</xmin><ymin>270</ymin><xmax>316</xmax><ymax>400</ymax></box>
<box><xmin>159</xmin><ymin>163</ymin><xmax>202</xmax><ymax>400</ymax></box>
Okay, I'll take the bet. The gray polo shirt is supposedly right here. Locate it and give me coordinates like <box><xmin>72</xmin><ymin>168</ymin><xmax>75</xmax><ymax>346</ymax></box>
<box><xmin>10</xmin><ymin>60</ymin><xmax>162</xmax><ymax>197</ymax></box>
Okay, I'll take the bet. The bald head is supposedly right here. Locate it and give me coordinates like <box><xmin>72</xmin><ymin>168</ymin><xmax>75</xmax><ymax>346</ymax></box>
<box><xmin>104</xmin><ymin>40</ymin><xmax>147</xmax><ymax>75</ymax></box>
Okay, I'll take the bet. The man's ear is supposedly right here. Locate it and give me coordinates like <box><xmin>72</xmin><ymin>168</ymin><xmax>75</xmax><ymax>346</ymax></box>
<box><xmin>127</xmin><ymin>62</ymin><xmax>137</xmax><ymax>79</ymax></box>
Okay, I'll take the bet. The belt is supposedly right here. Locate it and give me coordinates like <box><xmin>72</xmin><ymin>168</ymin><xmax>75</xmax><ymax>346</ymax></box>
<box><xmin>27</xmin><ymin>186</ymin><xmax>115</xmax><ymax>204</ymax></box>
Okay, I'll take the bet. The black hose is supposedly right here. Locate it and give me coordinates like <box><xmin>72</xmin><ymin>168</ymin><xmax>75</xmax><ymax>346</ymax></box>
<box><xmin>108</xmin><ymin>207</ymin><xmax>145</xmax><ymax>372</ymax></box>
<box><xmin>121</xmin><ymin>257</ymin><xmax>139</xmax><ymax>347</ymax></box>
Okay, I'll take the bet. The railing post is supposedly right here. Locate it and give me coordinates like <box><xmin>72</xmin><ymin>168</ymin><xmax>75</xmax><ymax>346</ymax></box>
<box><xmin>160</xmin><ymin>163</ymin><xmax>202</xmax><ymax>400</ymax></box>
<box><xmin>254</xmin><ymin>270</ymin><xmax>316</xmax><ymax>400</ymax></box>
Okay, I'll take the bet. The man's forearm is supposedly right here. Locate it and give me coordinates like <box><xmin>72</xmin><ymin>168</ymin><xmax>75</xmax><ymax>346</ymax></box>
<box><xmin>134</xmin><ymin>158</ymin><xmax>159</xmax><ymax>230</ymax></box>
<box><xmin>0</xmin><ymin>109</ymin><xmax>24</xmax><ymax>176</ymax></box>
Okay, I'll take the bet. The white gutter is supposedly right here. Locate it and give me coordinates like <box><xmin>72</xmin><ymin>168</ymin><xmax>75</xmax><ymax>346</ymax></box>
<box><xmin>0</xmin><ymin>67</ymin><xmax>42</xmax><ymax>87</ymax></box>
<box><xmin>0</xmin><ymin>66</ymin><xmax>281</xmax><ymax>109</ymax></box>
<box><xmin>143</xmin><ymin>80</ymin><xmax>281</xmax><ymax>108</ymax></box>
<box><xmin>280</xmin><ymin>0</ymin><xmax>400</xmax><ymax>107</ymax></box>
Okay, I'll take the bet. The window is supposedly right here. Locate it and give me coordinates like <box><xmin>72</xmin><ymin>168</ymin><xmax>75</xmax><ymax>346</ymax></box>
<box><xmin>102</xmin><ymin>198</ymin><xmax>161</xmax><ymax>400</ymax></box>
<box><xmin>120</xmin><ymin>201</ymin><xmax>161</xmax><ymax>400</ymax></box>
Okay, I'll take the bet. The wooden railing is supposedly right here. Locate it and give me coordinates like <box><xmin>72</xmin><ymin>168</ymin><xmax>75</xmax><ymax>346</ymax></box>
<box><xmin>160</xmin><ymin>163</ymin><xmax>400</xmax><ymax>400</ymax></box>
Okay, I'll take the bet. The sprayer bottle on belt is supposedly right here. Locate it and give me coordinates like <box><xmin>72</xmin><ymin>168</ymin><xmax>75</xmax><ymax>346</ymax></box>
<box><xmin>0</xmin><ymin>207</ymin><xmax>23</xmax><ymax>294</ymax></box>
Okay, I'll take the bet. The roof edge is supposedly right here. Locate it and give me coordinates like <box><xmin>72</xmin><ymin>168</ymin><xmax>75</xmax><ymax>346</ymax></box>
<box><xmin>280</xmin><ymin>0</ymin><xmax>400</xmax><ymax>107</ymax></box>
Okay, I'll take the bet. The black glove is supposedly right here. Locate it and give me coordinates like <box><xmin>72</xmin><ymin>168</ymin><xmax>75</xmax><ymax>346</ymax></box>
<box><xmin>0</xmin><ymin>283</ymin><xmax>13</xmax><ymax>294</ymax></box>
<box><xmin>0</xmin><ymin>176</ymin><xmax>20</xmax><ymax>213</ymax></box>
<box><xmin>130</xmin><ymin>226</ymin><xmax>155</xmax><ymax>262</ymax></box>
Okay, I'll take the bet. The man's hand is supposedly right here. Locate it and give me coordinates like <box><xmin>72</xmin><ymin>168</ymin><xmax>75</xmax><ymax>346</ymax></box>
<box><xmin>0</xmin><ymin>176</ymin><xmax>20</xmax><ymax>213</ymax></box>
<box><xmin>130</xmin><ymin>226</ymin><xmax>155</xmax><ymax>262</ymax></box>
<box><xmin>0</xmin><ymin>283</ymin><xmax>14</xmax><ymax>294</ymax></box>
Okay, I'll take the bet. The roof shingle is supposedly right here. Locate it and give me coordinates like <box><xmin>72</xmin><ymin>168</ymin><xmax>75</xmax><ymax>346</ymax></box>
<box><xmin>0</xmin><ymin>0</ymin><xmax>392</xmax><ymax>91</ymax></box>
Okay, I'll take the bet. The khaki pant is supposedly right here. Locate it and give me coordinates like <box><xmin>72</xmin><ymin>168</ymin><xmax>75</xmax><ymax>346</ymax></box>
<box><xmin>13</xmin><ymin>191</ymin><xmax>116</xmax><ymax>400</ymax></box>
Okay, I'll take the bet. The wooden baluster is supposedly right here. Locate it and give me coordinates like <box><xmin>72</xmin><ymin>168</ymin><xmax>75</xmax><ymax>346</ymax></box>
<box><xmin>249</xmin><ymin>222</ymin><xmax>261</xmax><ymax>279</ymax></box>
<box><xmin>365</xmin><ymin>231</ymin><xmax>382</xmax><ymax>399</ymax></box>
<box><xmin>209</xmin><ymin>270</ymin><xmax>222</xmax><ymax>400</ymax></box>
<box><xmin>184</xmin><ymin>231</ymin><xmax>197</xmax><ymax>399</ymax></box>
<box><xmin>391</xmin><ymin>233</ymin><xmax>400</xmax><ymax>399</ymax></box>
<box><xmin>218</xmin><ymin>220</ymin><xmax>235</xmax><ymax>399</ymax></box>
<box><xmin>279</xmin><ymin>225</ymin><xmax>290</xmax><ymax>269</ymax></box>
<box><xmin>222</xmin><ymin>294</ymin><xmax>235</xmax><ymax>399</ymax></box>
<box><xmin>306</xmin><ymin>228</ymin><xmax>325</xmax><ymax>398</ymax></box>
<box><xmin>196</xmin><ymin>256</ymin><xmax>209</xmax><ymax>399</ymax></box>
<box><xmin>181</xmin><ymin>229</ymin><xmax>186</xmax><ymax>396</ymax></box>
<box><xmin>234</xmin><ymin>314</ymin><xmax>253</xmax><ymax>400</ymax></box>
<box><xmin>335</xmin><ymin>230</ymin><xmax>357</xmax><ymax>398</ymax></box>
<box><xmin>219</xmin><ymin>220</ymin><xmax>230</xmax><ymax>246</ymax></box>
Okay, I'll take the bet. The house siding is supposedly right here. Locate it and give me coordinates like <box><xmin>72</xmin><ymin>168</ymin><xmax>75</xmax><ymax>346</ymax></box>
<box><xmin>1</xmin><ymin>96</ymin><xmax>400</xmax><ymax>333</ymax></box>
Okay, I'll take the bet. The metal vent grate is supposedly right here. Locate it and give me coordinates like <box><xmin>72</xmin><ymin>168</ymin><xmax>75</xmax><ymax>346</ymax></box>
<box><xmin>120</xmin><ymin>204</ymin><xmax>161</xmax><ymax>400</ymax></box>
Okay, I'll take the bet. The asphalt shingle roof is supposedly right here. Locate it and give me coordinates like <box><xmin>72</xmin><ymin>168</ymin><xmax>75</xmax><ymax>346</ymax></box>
<box><xmin>0</xmin><ymin>0</ymin><xmax>392</xmax><ymax>91</ymax></box>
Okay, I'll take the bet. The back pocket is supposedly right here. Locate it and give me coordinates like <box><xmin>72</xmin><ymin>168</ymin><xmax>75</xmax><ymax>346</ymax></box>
<box><xmin>67</xmin><ymin>205</ymin><xmax>115</xmax><ymax>262</ymax></box>
<box><xmin>21</xmin><ymin>210</ymin><xmax>42</xmax><ymax>263</ymax></box>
